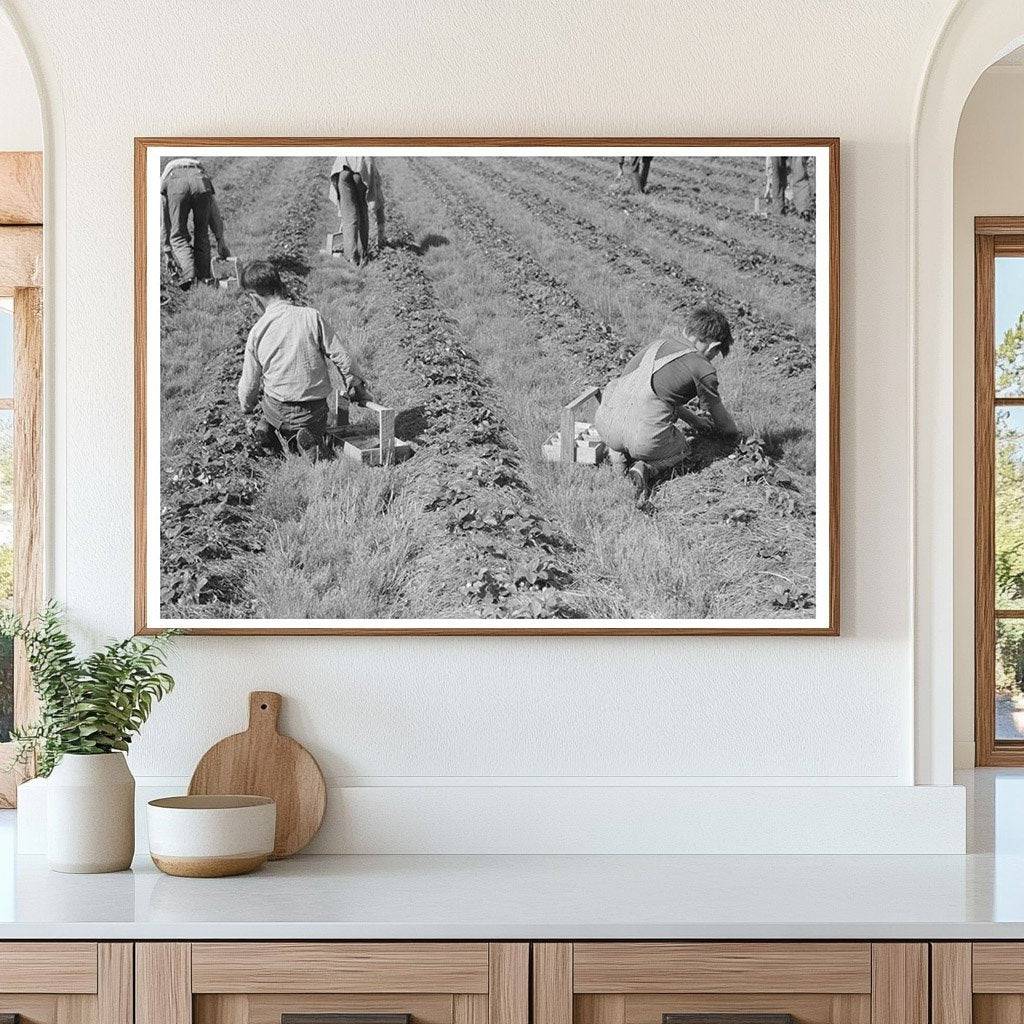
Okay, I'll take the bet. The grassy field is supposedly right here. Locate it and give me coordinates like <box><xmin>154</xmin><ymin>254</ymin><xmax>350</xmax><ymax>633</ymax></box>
<box><xmin>158</xmin><ymin>155</ymin><xmax>819</xmax><ymax>622</ymax></box>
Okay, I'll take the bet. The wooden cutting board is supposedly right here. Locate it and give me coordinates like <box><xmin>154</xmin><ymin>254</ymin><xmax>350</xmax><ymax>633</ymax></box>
<box><xmin>188</xmin><ymin>691</ymin><xmax>326</xmax><ymax>859</ymax></box>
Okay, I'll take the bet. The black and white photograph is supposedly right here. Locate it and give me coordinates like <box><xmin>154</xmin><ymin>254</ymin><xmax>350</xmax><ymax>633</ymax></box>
<box><xmin>137</xmin><ymin>141</ymin><xmax>838</xmax><ymax>635</ymax></box>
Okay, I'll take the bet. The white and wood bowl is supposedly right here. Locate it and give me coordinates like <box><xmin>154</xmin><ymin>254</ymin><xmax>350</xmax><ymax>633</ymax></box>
<box><xmin>147</xmin><ymin>795</ymin><xmax>276</xmax><ymax>878</ymax></box>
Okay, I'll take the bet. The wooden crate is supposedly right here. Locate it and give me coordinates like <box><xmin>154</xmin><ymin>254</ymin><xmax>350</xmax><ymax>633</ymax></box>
<box><xmin>542</xmin><ymin>386</ymin><xmax>606</xmax><ymax>465</ymax></box>
<box><xmin>211</xmin><ymin>256</ymin><xmax>240</xmax><ymax>290</ymax></box>
<box><xmin>327</xmin><ymin>392</ymin><xmax>414</xmax><ymax>466</ymax></box>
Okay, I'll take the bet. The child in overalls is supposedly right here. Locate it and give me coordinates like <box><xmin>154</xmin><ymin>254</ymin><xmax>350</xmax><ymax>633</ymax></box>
<box><xmin>595</xmin><ymin>305</ymin><xmax>739</xmax><ymax>503</ymax></box>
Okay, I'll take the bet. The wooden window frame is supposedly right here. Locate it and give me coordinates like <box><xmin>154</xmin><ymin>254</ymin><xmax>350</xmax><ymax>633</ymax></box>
<box><xmin>0</xmin><ymin>151</ymin><xmax>43</xmax><ymax>806</ymax></box>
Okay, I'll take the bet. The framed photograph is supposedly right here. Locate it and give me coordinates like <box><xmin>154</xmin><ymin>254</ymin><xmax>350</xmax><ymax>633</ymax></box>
<box><xmin>135</xmin><ymin>137</ymin><xmax>839</xmax><ymax>636</ymax></box>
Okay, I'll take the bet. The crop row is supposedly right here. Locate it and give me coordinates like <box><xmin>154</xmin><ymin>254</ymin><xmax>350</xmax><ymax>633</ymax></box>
<box><xmin>520</xmin><ymin>157</ymin><xmax>816</xmax><ymax>291</ymax></box>
<box><xmin>372</xmin><ymin>209</ymin><xmax>583</xmax><ymax>618</ymax></box>
<box><xmin>440</xmin><ymin>158</ymin><xmax>813</xmax><ymax>379</ymax></box>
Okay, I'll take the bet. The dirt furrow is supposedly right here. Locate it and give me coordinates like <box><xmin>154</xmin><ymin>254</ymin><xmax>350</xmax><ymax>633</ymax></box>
<box><xmin>409</xmin><ymin>158</ymin><xmax>631</xmax><ymax>382</ymax></box>
<box><xmin>511</xmin><ymin>156</ymin><xmax>816</xmax><ymax>290</ymax></box>
<box><xmin>362</xmin><ymin>207</ymin><xmax>585</xmax><ymax>619</ymax></box>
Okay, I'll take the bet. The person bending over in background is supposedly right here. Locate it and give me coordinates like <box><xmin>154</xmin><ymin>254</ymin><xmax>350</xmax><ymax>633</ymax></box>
<box><xmin>595</xmin><ymin>304</ymin><xmax>739</xmax><ymax>505</ymax></box>
<box><xmin>237</xmin><ymin>261</ymin><xmax>365</xmax><ymax>458</ymax></box>
<box><xmin>616</xmin><ymin>156</ymin><xmax>654</xmax><ymax>193</ymax></box>
<box><xmin>764</xmin><ymin>156</ymin><xmax>790</xmax><ymax>216</ymax></box>
<box><xmin>328</xmin><ymin>155</ymin><xmax>386</xmax><ymax>264</ymax></box>
<box><xmin>160</xmin><ymin>157</ymin><xmax>230</xmax><ymax>288</ymax></box>
<box><xmin>340</xmin><ymin>154</ymin><xmax>386</xmax><ymax>251</ymax></box>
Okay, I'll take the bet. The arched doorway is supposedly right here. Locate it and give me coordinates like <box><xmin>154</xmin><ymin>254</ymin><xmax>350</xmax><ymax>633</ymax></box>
<box><xmin>914</xmin><ymin>0</ymin><xmax>1024</xmax><ymax>784</ymax></box>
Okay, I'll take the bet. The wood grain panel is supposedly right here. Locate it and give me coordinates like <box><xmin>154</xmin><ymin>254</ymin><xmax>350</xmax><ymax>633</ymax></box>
<box><xmin>623</xmin><ymin>994</ymin><xmax>836</xmax><ymax>1024</ymax></box>
<box><xmin>228</xmin><ymin>993</ymin><xmax>454</xmax><ymax>1024</ymax></box>
<box><xmin>576</xmin><ymin>995</ymin><xmax>626</xmax><ymax>1024</ymax></box>
<box><xmin>0</xmin><ymin>943</ymin><xmax>97</xmax><ymax>993</ymax></box>
<box><xmin>56</xmin><ymin>995</ymin><xmax>95</xmax><ymax>1024</ymax></box>
<box><xmin>136</xmin><ymin>943</ymin><xmax>192</xmax><ymax>1024</ymax></box>
<box><xmin>975</xmin><ymin>996</ymin><xmax>1024</xmax><ymax>1024</ymax></box>
<box><xmin>972</xmin><ymin>944</ymin><xmax>1024</xmax><ymax>992</ymax></box>
<box><xmin>454</xmin><ymin>995</ymin><xmax>488</xmax><ymax>1024</ymax></box>
<box><xmin>98</xmin><ymin>944</ymin><xmax>133</xmax><ymax>1024</ymax></box>
<box><xmin>870</xmin><ymin>945</ymin><xmax>927</xmax><ymax>1024</ymax></box>
<box><xmin>931</xmin><ymin>945</ymin><xmax>971</xmax><ymax>1024</ymax></box>
<box><xmin>14</xmin><ymin>286</ymin><xmax>42</xmax><ymax>721</ymax></box>
<box><xmin>534</xmin><ymin>944</ymin><xmax>573</xmax><ymax>1024</ymax></box>
<box><xmin>192</xmin><ymin>943</ymin><xmax>489</xmax><ymax>994</ymax></box>
<box><xmin>573</xmin><ymin>944</ymin><xmax>872</xmax><ymax>994</ymax></box>
<box><xmin>0</xmin><ymin>152</ymin><xmax>42</xmax><ymax>224</ymax></box>
<box><xmin>0</xmin><ymin>995</ymin><xmax>60</xmax><ymax>1022</ymax></box>
<box><xmin>0</xmin><ymin>226</ymin><xmax>41</xmax><ymax>292</ymax></box>
<box><xmin>489</xmin><ymin>943</ymin><xmax>528</xmax><ymax>1024</ymax></box>
<box><xmin>194</xmin><ymin>995</ymin><xmax>249</xmax><ymax>1024</ymax></box>
<box><xmin>831</xmin><ymin>995</ymin><xmax>872</xmax><ymax>1024</ymax></box>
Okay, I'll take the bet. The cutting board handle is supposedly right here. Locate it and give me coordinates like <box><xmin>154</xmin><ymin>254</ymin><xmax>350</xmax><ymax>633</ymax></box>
<box><xmin>248</xmin><ymin>691</ymin><xmax>282</xmax><ymax>734</ymax></box>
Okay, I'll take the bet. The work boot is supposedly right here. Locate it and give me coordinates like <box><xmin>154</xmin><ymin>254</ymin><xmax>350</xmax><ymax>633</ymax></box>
<box><xmin>626</xmin><ymin>461</ymin><xmax>652</xmax><ymax>507</ymax></box>
<box><xmin>295</xmin><ymin>427</ymin><xmax>320</xmax><ymax>461</ymax></box>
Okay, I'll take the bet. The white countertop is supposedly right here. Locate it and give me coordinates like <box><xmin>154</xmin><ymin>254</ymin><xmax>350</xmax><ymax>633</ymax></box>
<box><xmin>1</xmin><ymin>769</ymin><xmax>1021</xmax><ymax>941</ymax></box>
<box><xmin>1</xmin><ymin>849</ymin><xmax>1023</xmax><ymax>940</ymax></box>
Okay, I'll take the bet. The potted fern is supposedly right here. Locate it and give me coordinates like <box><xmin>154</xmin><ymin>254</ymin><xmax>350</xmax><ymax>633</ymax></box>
<box><xmin>2</xmin><ymin>604</ymin><xmax>176</xmax><ymax>873</ymax></box>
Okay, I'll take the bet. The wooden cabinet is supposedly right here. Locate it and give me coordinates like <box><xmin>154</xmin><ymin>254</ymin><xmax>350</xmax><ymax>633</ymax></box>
<box><xmin>136</xmin><ymin>943</ymin><xmax>528</xmax><ymax>1024</ymax></box>
<box><xmin>533</xmin><ymin>944</ymin><xmax>928</xmax><ymax>1024</ymax></box>
<box><xmin>0</xmin><ymin>942</ymin><xmax>132</xmax><ymax>1024</ymax></box>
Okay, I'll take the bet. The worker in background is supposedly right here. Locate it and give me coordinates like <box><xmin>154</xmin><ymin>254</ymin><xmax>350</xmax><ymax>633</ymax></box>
<box><xmin>237</xmin><ymin>261</ymin><xmax>366</xmax><ymax>458</ymax></box>
<box><xmin>160</xmin><ymin>157</ymin><xmax>230</xmax><ymax>288</ymax></box>
<box><xmin>789</xmin><ymin>155</ymin><xmax>814</xmax><ymax>219</ymax></box>
<box><xmin>616</xmin><ymin>156</ymin><xmax>654</xmax><ymax>193</ymax></box>
<box><xmin>594</xmin><ymin>305</ymin><xmax>739</xmax><ymax>505</ymax></box>
<box><xmin>764</xmin><ymin>156</ymin><xmax>790</xmax><ymax>216</ymax></box>
<box><xmin>341</xmin><ymin>154</ymin><xmax>386</xmax><ymax>251</ymax></box>
<box><xmin>328</xmin><ymin>156</ymin><xmax>374</xmax><ymax>265</ymax></box>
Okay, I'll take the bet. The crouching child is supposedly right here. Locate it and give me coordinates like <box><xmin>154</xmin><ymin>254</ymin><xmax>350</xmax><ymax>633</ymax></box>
<box><xmin>237</xmin><ymin>260</ymin><xmax>365</xmax><ymax>457</ymax></box>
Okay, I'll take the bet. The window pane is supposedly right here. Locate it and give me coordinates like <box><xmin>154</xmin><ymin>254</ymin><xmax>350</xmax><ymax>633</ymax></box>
<box><xmin>998</xmin><ymin>619</ymin><xmax>1024</xmax><ymax>740</ymax></box>
<box><xmin>996</xmin><ymin>256</ymin><xmax>1024</xmax><ymax>396</ymax></box>
<box><xmin>0</xmin><ymin>409</ymin><xmax>11</xmax><ymax>742</ymax></box>
<box><xmin>0</xmin><ymin>301</ymin><xmax>12</xmax><ymax>400</ymax></box>
<box><xmin>998</xmin><ymin>407</ymin><xmax>1024</xmax><ymax>609</ymax></box>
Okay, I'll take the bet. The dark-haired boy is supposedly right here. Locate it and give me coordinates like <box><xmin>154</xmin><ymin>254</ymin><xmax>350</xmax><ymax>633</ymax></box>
<box><xmin>237</xmin><ymin>260</ymin><xmax>364</xmax><ymax>456</ymax></box>
<box><xmin>595</xmin><ymin>304</ymin><xmax>739</xmax><ymax>503</ymax></box>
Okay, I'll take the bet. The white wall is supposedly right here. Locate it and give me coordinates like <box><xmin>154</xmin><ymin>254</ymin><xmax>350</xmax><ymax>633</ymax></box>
<box><xmin>0</xmin><ymin>0</ymin><xmax>972</xmax><ymax>851</ymax></box>
<box><xmin>0</xmin><ymin>8</ymin><xmax>40</xmax><ymax>151</ymax></box>
<box><xmin>952</xmin><ymin>64</ymin><xmax>1024</xmax><ymax>768</ymax></box>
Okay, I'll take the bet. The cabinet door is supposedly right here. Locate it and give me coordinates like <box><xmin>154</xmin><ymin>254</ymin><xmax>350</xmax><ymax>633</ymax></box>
<box><xmin>137</xmin><ymin>943</ymin><xmax>528</xmax><ymax>1024</ymax></box>
<box><xmin>935</xmin><ymin>943</ymin><xmax>1024</xmax><ymax>1024</ymax></box>
<box><xmin>534</xmin><ymin>943</ymin><xmax>927</xmax><ymax>1024</ymax></box>
<box><xmin>0</xmin><ymin>942</ymin><xmax>132</xmax><ymax>1024</ymax></box>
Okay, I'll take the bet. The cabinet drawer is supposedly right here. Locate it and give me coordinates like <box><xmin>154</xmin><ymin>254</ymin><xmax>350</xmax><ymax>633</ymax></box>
<box><xmin>0</xmin><ymin>942</ymin><xmax>98</xmax><ymax>993</ymax></box>
<box><xmin>139</xmin><ymin>942</ymin><xmax>528</xmax><ymax>1024</ymax></box>
<box><xmin>535</xmin><ymin>943</ymin><xmax>925</xmax><ymax>1024</ymax></box>
<box><xmin>191</xmin><ymin>942</ymin><xmax>490</xmax><ymax>993</ymax></box>
<box><xmin>572</xmin><ymin>943</ymin><xmax>872</xmax><ymax>994</ymax></box>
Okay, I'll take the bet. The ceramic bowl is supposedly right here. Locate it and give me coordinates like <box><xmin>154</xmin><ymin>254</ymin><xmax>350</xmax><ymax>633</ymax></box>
<box><xmin>147</xmin><ymin>795</ymin><xmax>276</xmax><ymax>878</ymax></box>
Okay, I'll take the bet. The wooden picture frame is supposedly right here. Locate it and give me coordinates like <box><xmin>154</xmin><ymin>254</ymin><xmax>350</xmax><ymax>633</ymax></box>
<box><xmin>0</xmin><ymin>151</ymin><xmax>43</xmax><ymax>806</ymax></box>
<box><xmin>135</xmin><ymin>137</ymin><xmax>840</xmax><ymax>636</ymax></box>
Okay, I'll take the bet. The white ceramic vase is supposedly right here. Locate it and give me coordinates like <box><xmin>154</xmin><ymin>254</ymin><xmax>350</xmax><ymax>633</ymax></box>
<box><xmin>46</xmin><ymin>752</ymin><xmax>135</xmax><ymax>873</ymax></box>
